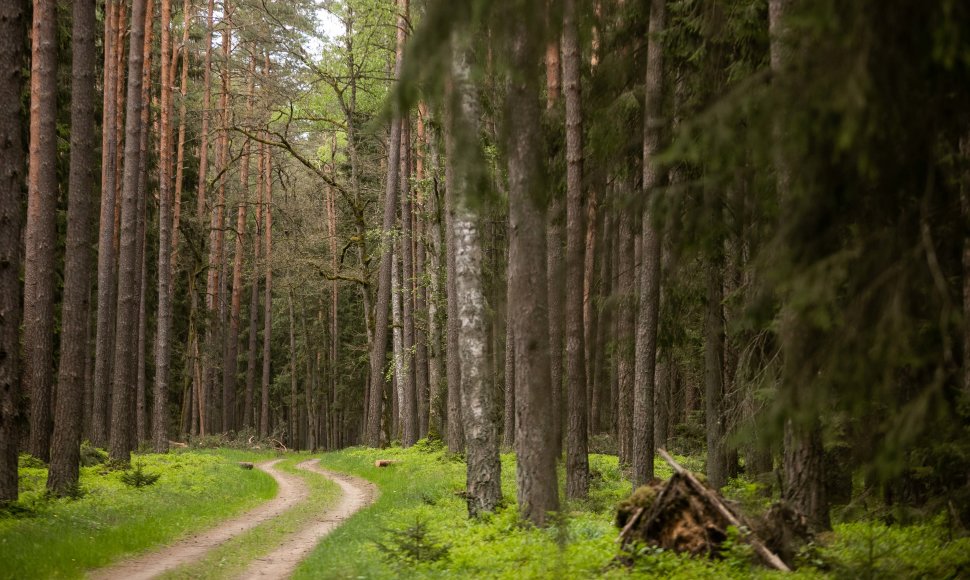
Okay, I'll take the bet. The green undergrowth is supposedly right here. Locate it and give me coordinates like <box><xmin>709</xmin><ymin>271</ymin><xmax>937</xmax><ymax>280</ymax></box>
<box><xmin>294</xmin><ymin>442</ymin><xmax>969</xmax><ymax>579</ymax></box>
<box><xmin>160</xmin><ymin>453</ymin><xmax>340</xmax><ymax>579</ymax></box>
<box><xmin>0</xmin><ymin>448</ymin><xmax>278</xmax><ymax>579</ymax></box>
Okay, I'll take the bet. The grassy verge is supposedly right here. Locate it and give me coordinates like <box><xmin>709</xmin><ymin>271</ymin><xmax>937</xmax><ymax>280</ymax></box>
<box><xmin>293</xmin><ymin>442</ymin><xmax>970</xmax><ymax>579</ymax></box>
<box><xmin>0</xmin><ymin>449</ymin><xmax>278</xmax><ymax>578</ymax></box>
<box><xmin>160</xmin><ymin>453</ymin><xmax>340</xmax><ymax>579</ymax></box>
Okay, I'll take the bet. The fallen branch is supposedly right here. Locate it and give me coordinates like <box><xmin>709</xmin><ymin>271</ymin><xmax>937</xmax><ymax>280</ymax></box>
<box><xmin>657</xmin><ymin>448</ymin><xmax>790</xmax><ymax>572</ymax></box>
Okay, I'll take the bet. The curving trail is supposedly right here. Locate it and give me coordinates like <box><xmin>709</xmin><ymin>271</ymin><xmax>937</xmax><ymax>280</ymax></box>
<box><xmin>89</xmin><ymin>458</ymin><xmax>376</xmax><ymax>580</ymax></box>
<box><xmin>237</xmin><ymin>460</ymin><xmax>378</xmax><ymax>579</ymax></box>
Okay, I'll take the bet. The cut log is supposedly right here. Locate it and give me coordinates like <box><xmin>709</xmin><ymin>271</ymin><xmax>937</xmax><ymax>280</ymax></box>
<box><xmin>374</xmin><ymin>459</ymin><xmax>398</xmax><ymax>468</ymax></box>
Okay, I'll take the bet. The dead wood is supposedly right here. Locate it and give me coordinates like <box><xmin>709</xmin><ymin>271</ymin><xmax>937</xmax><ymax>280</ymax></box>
<box><xmin>374</xmin><ymin>459</ymin><xmax>398</xmax><ymax>467</ymax></box>
<box><xmin>616</xmin><ymin>449</ymin><xmax>791</xmax><ymax>572</ymax></box>
<box><xmin>238</xmin><ymin>462</ymin><xmax>254</xmax><ymax>470</ymax></box>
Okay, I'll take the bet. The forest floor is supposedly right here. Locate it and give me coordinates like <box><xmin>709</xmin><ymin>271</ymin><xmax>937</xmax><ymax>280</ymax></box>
<box><xmin>3</xmin><ymin>443</ymin><xmax>969</xmax><ymax>579</ymax></box>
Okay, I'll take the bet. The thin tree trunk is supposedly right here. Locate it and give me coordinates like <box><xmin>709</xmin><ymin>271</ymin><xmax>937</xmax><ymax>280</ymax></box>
<box><xmin>616</xmin><ymin>204</ymin><xmax>636</xmax><ymax>467</ymax></box>
<box><xmin>545</xmin><ymin>33</ymin><xmax>564</xmax><ymax>461</ymax></box>
<box><xmin>47</xmin><ymin>0</ymin><xmax>96</xmax><ymax>495</ymax></box>
<box><xmin>260</xmin><ymin>118</ymin><xmax>274</xmax><ymax>438</ymax></box>
<box><xmin>0</xmin><ymin>0</ymin><xmax>26</xmax><ymax>504</ymax></box>
<box><xmin>444</xmin><ymin>113</ymin><xmax>465</xmax><ymax>454</ymax></box>
<box><xmin>288</xmin><ymin>290</ymin><xmax>298</xmax><ymax>447</ymax></box>
<box><xmin>109</xmin><ymin>0</ymin><xmax>150</xmax><ymax>462</ymax></box>
<box><xmin>24</xmin><ymin>0</ymin><xmax>59</xmax><ymax>462</ymax></box>
<box><xmin>245</xmin><ymin>97</ymin><xmax>263</xmax><ymax>430</ymax></box>
<box><xmin>392</xmin><ymin>245</ymin><xmax>404</xmax><ymax>442</ymax></box>
<box><xmin>365</xmin><ymin>0</ymin><xmax>407</xmax><ymax>447</ymax></box>
<box><xmin>225</xmin><ymin>55</ymin><xmax>253</xmax><ymax>435</ymax></box>
<box><xmin>213</xmin><ymin>2</ymin><xmax>232</xmax><ymax>433</ymax></box>
<box><xmin>426</xmin><ymin>128</ymin><xmax>447</xmax><ymax>441</ymax></box>
<box><xmin>562</xmin><ymin>0</ymin><xmax>590</xmax><ymax>499</ymax></box>
<box><xmin>153</xmin><ymin>0</ymin><xmax>175</xmax><ymax>452</ymax></box>
<box><xmin>414</xmin><ymin>108</ymin><xmax>430</xmax><ymax>438</ymax></box>
<box><xmin>171</xmin><ymin>0</ymin><xmax>191</xmax><ymax>268</ymax></box>
<box><xmin>399</xmin><ymin>109</ymin><xmax>418</xmax><ymax>447</ymax></box>
<box><xmin>507</xmin><ymin>9</ymin><xmax>559</xmax><ymax>526</ymax></box>
<box><xmin>632</xmin><ymin>0</ymin><xmax>666</xmax><ymax>487</ymax></box>
<box><xmin>92</xmin><ymin>0</ymin><xmax>119</xmax><ymax>447</ymax></box>
<box><xmin>134</xmin><ymin>0</ymin><xmax>155</xmax><ymax>446</ymax></box>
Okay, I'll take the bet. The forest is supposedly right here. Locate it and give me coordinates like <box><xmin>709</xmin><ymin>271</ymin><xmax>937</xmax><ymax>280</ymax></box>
<box><xmin>1</xmin><ymin>0</ymin><xmax>970</xmax><ymax>578</ymax></box>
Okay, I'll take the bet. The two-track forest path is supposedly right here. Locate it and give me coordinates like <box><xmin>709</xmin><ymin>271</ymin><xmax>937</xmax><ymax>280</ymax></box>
<box><xmin>89</xmin><ymin>458</ymin><xmax>377</xmax><ymax>580</ymax></box>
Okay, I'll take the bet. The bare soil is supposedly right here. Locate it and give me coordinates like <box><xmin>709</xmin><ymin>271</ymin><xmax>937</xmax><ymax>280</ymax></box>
<box><xmin>89</xmin><ymin>458</ymin><xmax>376</xmax><ymax>580</ymax></box>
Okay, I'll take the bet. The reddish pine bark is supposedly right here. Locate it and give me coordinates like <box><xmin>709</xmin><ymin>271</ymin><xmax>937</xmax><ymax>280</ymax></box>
<box><xmin>24</xmin><ymin>0</ymin><xmax>59</xmax><ymax>462</ymax></box>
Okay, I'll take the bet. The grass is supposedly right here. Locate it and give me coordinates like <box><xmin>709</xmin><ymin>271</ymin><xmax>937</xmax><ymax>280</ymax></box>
<box><xmin>292</xmin><ymin>441</ymin><xmax>766</xmax><ymax>579</ymax></box>
<box><xmin>0</xmin><ymin>448</ymin><xmax>278</xmax><ymax>579</ymax></box>
<box><xmin>159</xmin><ymin>453</ymin><xmax>340</xmax><ymax>579</ymax></box>
<box><xmin>292</xmin><ymin>442</ymin><xmax>970</xmax><ymax>579</ymax></box>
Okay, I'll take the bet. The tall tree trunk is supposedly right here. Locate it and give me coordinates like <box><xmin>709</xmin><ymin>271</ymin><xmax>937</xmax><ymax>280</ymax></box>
<box><xmin>632</xmin><ymin>0</ymin><xmax>666</xmax><ymax>487</ymax></box>
<box><xmin>364</xmin><ymin>0</ymin><xmax>407</xmax><ymax>447</ymax></box>
<box><xmin>92</xmin><ymin>0</ymin><xmax>120</xmax><ymax>449</ymax></box>
<box><xmin>963</xmin><ymin>138</ymin><xmax>970</xmax><ymax>397</ymax></box>
<box><xmin>616</xmin><ymin>204</ymin><xmax>636</xmax><ymax>467</ymax></box>
<box><xmin>399</xmin><ymin>109</ymin><xmax>418</xmax><ymax>447</ymax></box>
<box><xmin>392</xmin><ymin>245</ymin><xmax>404</xmax><ymax>441</ymax></box>
<box><xmin>545</xmin><ymin>33</ymin><xmax>564</xmax><ymax>461</ymax></box>
<box><xmin>0</xmin><ymin>0</ymin><xmax>26</xmax><ymax>504</ymax></box>
<box><xmin>170</xmin><ymin>0</ymin><xmax>190</xmax><ymax>269</ymax></box>
<box><xmin>426</xmin><ymin>128</ymin><xmax>447</xmax><ymax>441</ymax></box>
<box><xmin>507</xmin><ymin>7</ymin><xmax>559</xmax><ymax>526</ymax></box>
<box><xmin>110</xmin><ymin>0</ymin><xmax>150</xmax><ymax>462</ymax></box>
<box><xmin>24</xmin><ymin>0</ymin><xmax>59</xmax><ymax>462</ymax></box>
<box><xmin>212</xmin><ymin>2</ymin><xmax>232</xmax><ymax>433</ymax></box>
<box><xmin>134</xmin><ymin>0</ymin><xmax>155</xmax><ymax>446</ymax></box>
<box><xmin>770</xmin><ymin>0</ymin><xmax>829</xmax><ymax>531</ymax></box>
<box><xmin>288</xmin><ymin>290</ymin><xmax>298</xmax><ymax>447</ymax></box>
<box><xmin>704</xmin><ymin>236</ymin><xmax>727</xmax><ymax>489</ymax></box>
<box><xmin>562</xmin><ymin>0</ymin><xmax>590</xmax><ymax>499</ymax></box>
<box><xmin>414</xmin><ymin>108</ymin><xmax>430</xmax><ymax>438</ymax></box>
<box><xmin>449</xmin><ymin>32</ymin><xmax>502</xmax><ymax>515</ymax></box>
<box><xmin>47</xmin><ymin>0</ymin><xmax>96</xmax><ymax>495</ymax></box>
<box><xmin>444</xmin><ymin>113</ymin><xmax>465</xmax><ymax>454</ymax></box>
<box><xmin>193</xmin><ymin>0</ymin><xmax>216</xmax><ymax>434</ymax></box>
<box><xmin>153</xmin><ymin>0</ymin><xmax>175</xmax><ymax>453</ymax></box>
<box><xmin>260</xmin><ymin>118</ymin><xmax>274</xmax><ymax>438</ymax></box>
<box><xmin>244</xmin><ymin>168</ymin><xmax>262</xmax><ymax>431</ymax></box>
<box><xmin>503</xmin><ymin>248</ymin><xmax>515</xmax><ymax>449</ymax></box>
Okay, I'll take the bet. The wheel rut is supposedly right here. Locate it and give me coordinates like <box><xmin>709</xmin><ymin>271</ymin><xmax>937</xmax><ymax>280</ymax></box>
<box><xmin>88</xmin><ymin>458</ymin><xmax>376</xmax><ymax>580</ymax></box>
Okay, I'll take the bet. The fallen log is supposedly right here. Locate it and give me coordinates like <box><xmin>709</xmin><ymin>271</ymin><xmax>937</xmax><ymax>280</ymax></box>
<box><xmin>374</xmin><ymin>460</ymin><xmax>398</xmax><ymax>468</ymax></box>
<box><xmin>238</xmin><ymin>462</ymin><xmax>255</xmax><ymax>470</ymax></box>
<box><xmin>616</xmin><ymin>449</ymin><xmax>790</xmax><ymax>572</ymax></box>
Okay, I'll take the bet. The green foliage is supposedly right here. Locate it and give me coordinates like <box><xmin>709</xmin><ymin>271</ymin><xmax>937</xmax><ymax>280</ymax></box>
<box><xmin>79</xmin><ymin>441</ymin><xmax>109</xmax><ymax>467</ymax></box>
<box><xmin>17</xmin><ymin>454</ymin><xmax>46</xmax><ymax>470</ymax></box>
<box><xmin>119</xmin><ymin>463</ymin><xmax>162</xmax><ymax>488</ymax></box>
<box><xmin>818</xmin><ymin>516</ymin><xmax>970</xmax><ymax>579</ymax></box>
<box><xmin>375</xmin><ymin>517</ymin><xmax>451</xmax><ymax>565</ymax></box>
<box><xmin>0</xmin><ymin>450</ymin><xmax>277</xmax><ymax>578</ymax></box>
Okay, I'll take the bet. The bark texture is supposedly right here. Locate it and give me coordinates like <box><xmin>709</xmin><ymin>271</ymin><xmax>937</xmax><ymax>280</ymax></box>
<box><xmin>449</xmin><ymin>33</ymin><xmax>502</xmax><ymax>515</ymax></box>
<box><xmin>507</xmin><ymin>7</ymin><xmax>559</xmax><ymax>525</ymax></box>
<box><xmin>364</xmin><ymin>0</ymin><xmax>406</xmax><ymax>447</ymax></box>
<box><xmin>48</xmin><ymin>0</ymin><xmax>97</xmax><ymax>495</ymax></box>
<box><xmin>632</xmin><ymin>0</ymin><xmax>666</xmax><ymax>487</ymax></box>
<box><xmin>24</xmin><ymin>0</ymin><xmax>59</xmax><ymax>462</ymax></box>
<box><xmin>153</xmin><ymin>0</ymin><xmax>175</xmax><ymax>452</ymax></box>
<box><xmin>562</xmin><ymin>0</ymin><xmax>590</xmax><ymax>500</ymax></box>
<box><xmin>110</xmin><ymin>0</ymin><xmax>150</xmax><ymax>462</ymax></box>
<box><xmin>0</xmin><ymin>0</ymin><xmax>27</xmax><ymax>503</ymax></box>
